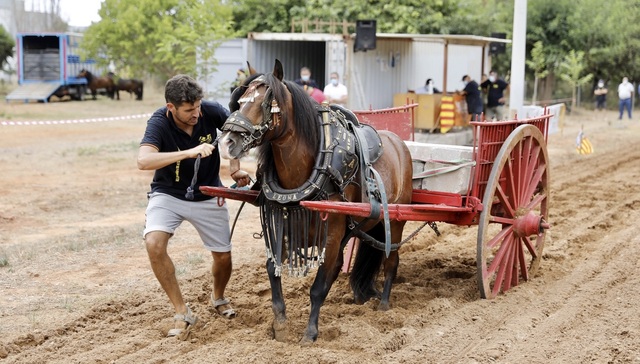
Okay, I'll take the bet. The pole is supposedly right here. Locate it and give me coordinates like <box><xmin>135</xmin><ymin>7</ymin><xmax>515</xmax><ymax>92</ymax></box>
<box><xmin>509</xmin><ymin>0</ymin><xmax>527</xmax><ymax>118</ymax></box>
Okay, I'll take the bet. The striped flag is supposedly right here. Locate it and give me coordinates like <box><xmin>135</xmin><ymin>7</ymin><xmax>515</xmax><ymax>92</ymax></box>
<box><xmin>576</xmin><ymin>130</ymin><xmax>593</xmax><ymax>155</ymax></box>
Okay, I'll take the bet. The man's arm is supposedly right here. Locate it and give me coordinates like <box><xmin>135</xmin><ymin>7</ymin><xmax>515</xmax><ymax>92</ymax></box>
<box><xmin>137</xmin><ymin>143</ymin><xmax>215</xmax><ymax>171</ymax></box>
<box><xmin>228</xmin><ymin>158</ymin><xmax>250</xmax><ymax>187</ymax></box>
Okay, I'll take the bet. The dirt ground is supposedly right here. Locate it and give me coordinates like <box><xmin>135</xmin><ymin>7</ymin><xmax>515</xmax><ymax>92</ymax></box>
<box><xmin>1</xmin><ymin>90</ymin><xmax>640</xmax><ymax>364</ymax></box>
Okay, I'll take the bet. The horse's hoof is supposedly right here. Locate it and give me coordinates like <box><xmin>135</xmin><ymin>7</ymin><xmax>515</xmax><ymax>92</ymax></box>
<box><xmin>271</xmin><ymin>320</ymin><xmax>288</xmax><ymax>342</ymax></box>
<box><xmin>377</xmin><ymin>301</ymin><xmax>391</xmax><ymax>311</ymax></box>
<box><xmin>299</xmin><ymin>335</ymin><xmax>316</xmax><ymax>346</ymax></box>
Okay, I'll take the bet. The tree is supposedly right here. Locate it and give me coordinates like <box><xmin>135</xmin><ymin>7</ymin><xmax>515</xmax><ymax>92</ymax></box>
<box><xmin>558</xmin><ymin>50</ymin><xmax>593</xmax><ymax>112</ymax></box>
<box><xmin>0</xmin><ymin>25</ymin><xmax>14</xmax><ymax>71</ymax></box>
<box><xmin>81</xmin><ymin>0</ymin><xmax>235</xmax><ymax>81</ymax></box>
<box><xmin>525</xmin><ymin>41</ymin><xmax>549</xmax><ymax>105</ymax></box>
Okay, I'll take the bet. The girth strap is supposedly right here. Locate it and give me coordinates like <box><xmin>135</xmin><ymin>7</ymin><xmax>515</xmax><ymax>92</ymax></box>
<box><xmin>351</xmin><ymin>125</ymin><xmax>392</xmax><ymax>257</ymax></box>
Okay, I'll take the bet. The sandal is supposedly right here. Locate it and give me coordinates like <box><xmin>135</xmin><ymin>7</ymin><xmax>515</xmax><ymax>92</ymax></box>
<box><xmin>212</xmin><ymin>294</ymin><xmax>237</xmax><ymax>319</ymax></box>
<box><xmin>167</xmin><ymin>306</ymin><xmax>198</xmax><ymax>340</ymax></box>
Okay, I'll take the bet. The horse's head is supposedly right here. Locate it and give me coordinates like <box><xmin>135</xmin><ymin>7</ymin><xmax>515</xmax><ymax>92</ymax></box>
<box><xmin>219</xmin><ymin>59</ymin><xmax>296</xmax><ymax>160</ymax></box>
<box><xmin>78</xmin><ymin>69</ymin><xmax>92</xmax><ymax>81</ymax></box>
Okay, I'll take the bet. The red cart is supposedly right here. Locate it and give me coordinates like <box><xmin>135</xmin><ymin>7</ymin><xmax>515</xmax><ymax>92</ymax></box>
<box><xmin>202</xmin><ymin>108</ymin><xmax>550</xmax><ymax>299</ymax></box>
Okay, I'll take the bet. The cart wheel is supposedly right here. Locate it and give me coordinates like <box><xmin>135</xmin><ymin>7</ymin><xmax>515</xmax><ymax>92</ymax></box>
<box><xmin>477</xmin><ymin>124</ymin><xmax>550</xmax><ymax>299</ymax></box>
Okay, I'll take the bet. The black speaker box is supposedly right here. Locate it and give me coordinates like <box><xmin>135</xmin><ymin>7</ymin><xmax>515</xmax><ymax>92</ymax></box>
<box><xmin>355</xmin><ymin>20</ymin><xmax>376</xmax><ymax>52</ymax></box>
<box><xmin>489</xmin><ymin>32</ymin><xmax>507</xmax><ymax>55</ymax></box>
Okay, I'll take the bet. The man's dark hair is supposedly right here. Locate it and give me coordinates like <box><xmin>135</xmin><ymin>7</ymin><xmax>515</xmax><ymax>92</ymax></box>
<box><xmin>462</xmin><ymin>75</ymin><xmax>469</xmax><ymax>81</ymax></box>
<box><xmin>164</xmin><ymin>74</ymin><xmax>204</xmax><ymax>106</ymax></box>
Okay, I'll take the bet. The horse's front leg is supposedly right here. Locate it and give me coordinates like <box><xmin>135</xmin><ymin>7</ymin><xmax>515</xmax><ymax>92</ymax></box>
<box><xmin>378</xmin><ymin>221</ymin><xmax>405</xmax><ymax>311</ymax></box>
<box><xmin>378</xmin><ymin>250</ymin><xmax>399</xmax><ymax>311</ymax></box>
<box><xmin>266</xmin><ymin>259</ymin><xmax>287</xmax><ymax>342</ymax></box>
<box><xmin>301</xmin><ymin>240</ymin><xmax>344</xmax><ymax>344</ymax></box>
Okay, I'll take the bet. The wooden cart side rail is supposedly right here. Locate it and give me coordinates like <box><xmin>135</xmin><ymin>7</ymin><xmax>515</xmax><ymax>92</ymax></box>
<box><xmin>468</xmin><ymin>112</ymin><xmax>551</xmax><ymax>206</ymax></box>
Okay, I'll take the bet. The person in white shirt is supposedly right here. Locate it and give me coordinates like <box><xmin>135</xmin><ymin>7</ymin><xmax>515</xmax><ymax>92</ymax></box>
<box><xmin>323</xmin><ymin>72</ymin><xmax>348</xmax><ymax>106</ymax></box>
<box><xmin>617</xmin><ymin>77</ymin><xmax>634</xmax><ymax>120</ymax></box>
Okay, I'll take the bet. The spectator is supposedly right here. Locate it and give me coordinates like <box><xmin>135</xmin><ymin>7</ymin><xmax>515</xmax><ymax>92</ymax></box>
<box><xmin>593</xmin><ymin>79</ymin><xmax>608</xmax><ymax>111</ymax></box>
<box><xmin>415</xmin><ymin>78</ymin><xmax>441</xmax><ymax>94</ymax></box>
<box><xmin>481</xmin><ymin>70</ymin><xmax>509</xmax><ymax>121</ymax></box>
<box><xmin>323</xmin><ymin>72</ymin><xmax>348</xmax><ymax>106</ymax></box>
<box><xmin>460</xmin><ymin>75</ymin><xmax>483</xmax><ymax>122</ymax></box>
<box><xmin>294</xmin><ymin>66</ymin><xmax>320</xmax><ymax>89</ymax></box>
<box><xmin>618</xmin><ymin>76</ymin><xmax>634</xmax><ymax>120</ymax></box>
<box><xmin>304</xmin><ymin>85</ymin><xmax>326</xmax><ymax>104</ymax></box>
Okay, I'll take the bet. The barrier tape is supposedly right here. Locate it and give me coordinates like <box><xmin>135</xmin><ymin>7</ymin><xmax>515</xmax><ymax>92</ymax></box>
<box><xmin>0</xmin><ymin>113</ymin><xmax>153</xmax><ymax>126</ymax></box>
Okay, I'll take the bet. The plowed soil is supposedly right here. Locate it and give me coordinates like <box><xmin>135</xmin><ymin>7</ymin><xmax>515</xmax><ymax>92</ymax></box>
<box><xmin>1</xmin><ymin>93</ymin><xmax>639</xmax><ymax>364</ymax></box>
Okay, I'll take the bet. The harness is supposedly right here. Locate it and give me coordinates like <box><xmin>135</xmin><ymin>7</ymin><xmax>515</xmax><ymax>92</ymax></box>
<box><xmin>222</xmin><ymin>82</ymin><xmax>392</xmax><ymax>276</ymax></box>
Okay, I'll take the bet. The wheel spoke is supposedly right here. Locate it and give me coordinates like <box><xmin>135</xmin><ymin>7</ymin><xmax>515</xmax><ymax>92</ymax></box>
<box><xmin>487</xmin><ymin>228</ymin><xmax>513</xmax><ymax>275</ymax></box>
<box><xmin>502</xmin><ymin>235</ymin><xmax>517</xmax><ymax>292</ymax></box>
<box><xmin>486</xmin><ymin>225</ymin><xmax>513</xmax><ymax>250</ymax></box>
<box><xmin>523</xmin><ymin>191</ymin><xmax>547</xmax><ymax>212</ymax></box>
<box><xmin>515</xmin><ymin>236</ymin><xmax>525</xmax><ymax>284</ymax></box>
<box><xmin>522</xmin><ymin>235</ymin><xmax>540</xmax><ymax>259</ymax></box>
<box><xmin>521</xmin><ymin>144</ymin><xmax>543</xmax><ymax>203</ymax></box>
<box><xmin>495</xmin><ymin>183</ymin><xmax>516</xmax><ymax>217</ymax></box>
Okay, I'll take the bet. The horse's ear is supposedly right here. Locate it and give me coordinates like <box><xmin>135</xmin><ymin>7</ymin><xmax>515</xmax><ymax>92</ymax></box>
<box><xmin>247</xmin><ymin>61</ymin><xmax>257</xmax><ymax>76</ymax></box>
<box><xmin>273</xmin><ymin>59</ymin><xmax>283</xmax><ymax>82</ymax></box>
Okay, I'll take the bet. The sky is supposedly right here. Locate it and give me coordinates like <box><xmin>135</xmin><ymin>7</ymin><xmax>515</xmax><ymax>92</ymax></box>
<box><xmin>59</xmin><ymin>0</ymin><xmax>103</xmax><ymax>27</ymax></box>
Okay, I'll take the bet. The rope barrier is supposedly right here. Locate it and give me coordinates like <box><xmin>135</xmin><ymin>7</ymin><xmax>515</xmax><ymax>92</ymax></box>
<box><xmin>0</xmin><ymin>113</ymin><xmax>153</xmax><ymax>126</ymax></box>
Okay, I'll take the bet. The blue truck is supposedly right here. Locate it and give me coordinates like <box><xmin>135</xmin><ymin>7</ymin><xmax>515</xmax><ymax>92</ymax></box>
<box><xmin>6</xmin><ymin>32</ymin><xmax>104</xmax><ymax>102</ymax></box>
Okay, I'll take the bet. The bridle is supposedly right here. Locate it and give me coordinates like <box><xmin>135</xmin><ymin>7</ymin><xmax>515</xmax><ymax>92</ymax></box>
<box><xmin>222</xmin><ymin>75</ymin><xmax>282</xmax><ymax>152</ymax></box>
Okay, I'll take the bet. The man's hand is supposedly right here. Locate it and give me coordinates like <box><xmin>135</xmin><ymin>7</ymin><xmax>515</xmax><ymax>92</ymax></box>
<box><xmin>231</xmin><ymin>170</ymin><xmax>251</xmax><ymax>187</ymax></box>
<box><xmin>188</xmin><ymin>143</ymin><xmax>215</xmax><ymax>158</ymax></box>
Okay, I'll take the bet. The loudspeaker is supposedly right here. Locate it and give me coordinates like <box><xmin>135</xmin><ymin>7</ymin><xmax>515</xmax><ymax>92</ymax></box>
<box><xmin>355</xmin><ymin>20</ymin><xmax>376</xmax><ymax>52</ymax></box>
<box><xmin>489</xmin><ymin>32</ymin><xmax>506</xmax><ymax>55</ymax></box>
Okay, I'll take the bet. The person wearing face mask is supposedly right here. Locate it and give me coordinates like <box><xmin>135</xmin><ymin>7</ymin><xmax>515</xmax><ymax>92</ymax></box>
<box><xmin>617</xmin><ymin>76</ymin><xmax>634</xmax><ymax>120</ymax></box>
<box><xmin>480</xmin><ymin>70</ymin><xmax>509</xmax><ymax>121</ymax></box>
<box><xmin>415</xmin><ymin>78</ymin><xmax>441</xmax><ymax>95</ymax></box>
<box><xmin>294</xmin><ymin>66</ymin><xmax>320</xmax><ymax>89</ymax></box>
<box><xmin>323</xmin><ymin>72</ymin><xmax>348</xmax><ymax>106</ymax></box>
<box><xmin>593</xmin><ymin>80</ymin><xmax>608</xmax><ymax>111</ymax></box>
<box><xmin>459</xmin><ymin>75</ymin><xmax>483</xmax><ymax>121</ymax></box>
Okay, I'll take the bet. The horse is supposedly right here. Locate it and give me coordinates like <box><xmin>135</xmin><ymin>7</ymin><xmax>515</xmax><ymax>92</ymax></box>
<box><xmin>77</xmin><ymin>69</ymin><xmax>116</xmax><ymax>100</ymax></box>
<box><xmin>115</xmin><ymin>78</ymin><xmax>144</xmax><ymax>100</ymax></box>
<box><xmin>218</xmin><ymin>59</ymin><xmax>413</xmax><ymax>343</ymax></box>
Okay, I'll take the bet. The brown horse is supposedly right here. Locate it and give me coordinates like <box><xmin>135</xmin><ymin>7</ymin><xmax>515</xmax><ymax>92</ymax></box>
<box><xmin>77</xmin><ymin>69</ymin><xmax>115</xmax><ymax>100</ymax></box>
<box><xmin>115</xmin><ymin>78</ymin><xmax>143</xmax><ymax>100</ymax></box>
<box><xmin>218</xmin><ymin>60</ymin><xmax>413</xmax><ymax>343</ymax></box>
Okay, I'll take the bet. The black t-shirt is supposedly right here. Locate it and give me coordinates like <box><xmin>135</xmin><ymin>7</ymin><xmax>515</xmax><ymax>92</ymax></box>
<box><xmin>463</xmin><ymin>80</ymin><xmax>483</xmax><ymax>114</ymax></box>
<box><xmin>140</xmin><ymin>100</ymin><xmax>230</xmax><ymax>201</ymax></box>
<box><xmin>481</xmin><ymin>79</ymin><xmax>509</xmax><ymax>107</ymax></box>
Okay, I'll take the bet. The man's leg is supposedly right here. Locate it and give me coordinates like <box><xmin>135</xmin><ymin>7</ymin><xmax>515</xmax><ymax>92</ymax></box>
<box><xmin>211</xmin><ymin>251</ymin><xmax>232</xmax><ymax>300</ymax></box>
<box><xmin>145</xmin><ymin>231</ymin><xmax>189</xmax><ymax>324</ymax></box>
<box><xmin>626</xmin><ymin>99</ymin><xmax>632</xmax><ymax>118</ymax></box>
<box><xmin>619</xmin><ymin>99</ymin><xmax>624</xmax><ymax>119</ymax></box>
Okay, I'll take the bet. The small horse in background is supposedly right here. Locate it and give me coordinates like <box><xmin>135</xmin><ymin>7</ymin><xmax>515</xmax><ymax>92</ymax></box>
<box><xmin>77</xmin><ymin>69</ymin><xmax>115</xmax><ymax>100</ymax></box>
<box><xmin>115</xmin><ymin>78</ymin><xmax>144</xmax><ymax>100</ymax></box>
<box><xmin>219</xmin><ymin>60</ymin><xmax>413</xmax><ymax>343</ymax></box>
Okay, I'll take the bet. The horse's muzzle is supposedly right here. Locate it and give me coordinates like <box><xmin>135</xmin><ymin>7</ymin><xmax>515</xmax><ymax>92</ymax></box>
<box><xmin>218</xmin><ymin>132</ymin><xmax>247</xmax><ymax>160</ymax></box>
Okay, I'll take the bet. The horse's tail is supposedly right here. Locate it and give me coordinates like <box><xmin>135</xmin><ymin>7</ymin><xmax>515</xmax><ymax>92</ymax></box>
<box><xmin>349</xmin><ymin>233</ymin><xmax>384</xmax><ymax>303</ymax></box>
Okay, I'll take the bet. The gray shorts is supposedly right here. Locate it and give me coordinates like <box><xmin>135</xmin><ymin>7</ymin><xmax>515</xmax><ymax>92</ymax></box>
<box><xmin>143</xmin><ymin>192</ymin><xmax>231</xmax><ymax>252</ymax></box>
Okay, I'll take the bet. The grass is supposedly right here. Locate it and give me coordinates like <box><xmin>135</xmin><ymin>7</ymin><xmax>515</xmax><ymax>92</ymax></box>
<box><xmin>0</xmin><ymin>250</ymin><xmax>9</xmax><ymax>267</ymax></box>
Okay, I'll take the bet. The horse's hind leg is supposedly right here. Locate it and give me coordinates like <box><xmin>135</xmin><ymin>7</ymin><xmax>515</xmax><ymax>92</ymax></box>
<box><xmin>266</xmin><ymin>259</ymin><xmax>287</xmax><ymax>342</ymax></box>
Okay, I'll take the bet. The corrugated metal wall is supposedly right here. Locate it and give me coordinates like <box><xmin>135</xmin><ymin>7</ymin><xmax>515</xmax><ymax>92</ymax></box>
<box><xmin>248</xmin><ymin>40</ymin><xmax>327</xmax><ymax>88</ymax></box>
<box><xmin>198</xmin><ymin>38</ymin><xmax>248</xmax><ymax>108</ymax></box>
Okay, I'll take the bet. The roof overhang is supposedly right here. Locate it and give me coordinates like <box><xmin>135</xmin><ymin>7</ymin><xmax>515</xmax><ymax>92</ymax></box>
<box><xmin>248</xmin><ymin>32</ymin><xmax>345</xmax><ymax>42</ymax></box>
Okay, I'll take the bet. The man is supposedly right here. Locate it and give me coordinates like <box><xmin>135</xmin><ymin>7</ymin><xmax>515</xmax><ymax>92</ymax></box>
<box><xmin>294</xmin><ymin>66</ymin><xmax>320</xmax><ymax>89</ymax></box>
<box><xmin>617</xmin><ymin>76</ymin><xmax>634</xmax><ymax>120</ymax></box>
<box><xmin>137</xmin><ymin>74</ymin><xmax>250</xmax><ymax>340</ymax></box>
<box><xmin>460</xmin><ymin>75</ymin><xmax>483</xmax><ymax>121</ymax></box>
<box><xmin>593</xmin><ymin>79</ymin><xmax>608</xmax><ymax>111</ymax></box>
<box><xmin>481</xmin><ymin>70</ymin><xmax>509</xmax><ymax>121</ymax></box>
<box><xmin>323</xmin><ymin>72</ymin><xmax>348</xmax><ymax>106</ymax></box>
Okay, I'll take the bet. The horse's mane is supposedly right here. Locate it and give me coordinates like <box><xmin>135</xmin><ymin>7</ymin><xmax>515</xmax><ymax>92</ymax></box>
<box><xmin>229</xmin><ymin>72</ymin><xmax>321</xmax><ymax>175</ymax></box>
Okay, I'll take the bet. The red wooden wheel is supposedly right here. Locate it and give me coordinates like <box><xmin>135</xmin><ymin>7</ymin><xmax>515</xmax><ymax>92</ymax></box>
<box><xmin>477</xmin><ymin>124</ymin><xmax>550</xmax><ymax>299</ymax></box>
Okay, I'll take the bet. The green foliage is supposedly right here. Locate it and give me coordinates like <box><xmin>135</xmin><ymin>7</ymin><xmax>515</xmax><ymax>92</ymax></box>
<box><xmin>526</xmin><ymin>41</ymin><xmax>549</xmax><ymax>80</ymax></box>
<box><xmin>558</xmin><ymin>50</ymin><xmax>593</xmax><ymax>111</ymax></box>
<box><xmin>0</xmin><ymin>25</ymin><xmax>15</xmax><ymax>70</ymax></box>
<box><xmin>81</xmin><ymin>0</ymin><xmax>235</xmax><ymax>82</ymax></box>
